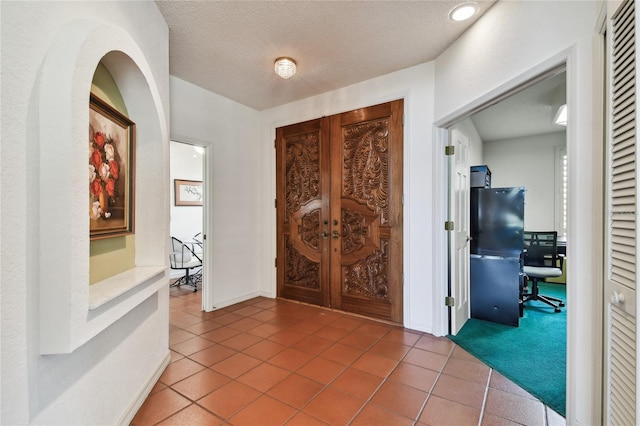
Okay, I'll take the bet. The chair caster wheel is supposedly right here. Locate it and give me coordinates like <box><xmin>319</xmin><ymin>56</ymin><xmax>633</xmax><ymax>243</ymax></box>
<box><xmin>559</xmin><ymin>303</ymin><xmax>565</xmax><ymax>307</ymax></box>
<box><xmin>554</xmin><ymin>308</ymin><xmax>561</xmax><ymax>313</ymax></box>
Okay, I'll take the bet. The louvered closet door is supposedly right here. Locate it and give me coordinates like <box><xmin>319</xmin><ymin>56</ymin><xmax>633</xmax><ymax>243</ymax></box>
<box><xmin>605</xmin><ymin>0</ymin><xmax>639</xmax><ymax>423</ymax></box>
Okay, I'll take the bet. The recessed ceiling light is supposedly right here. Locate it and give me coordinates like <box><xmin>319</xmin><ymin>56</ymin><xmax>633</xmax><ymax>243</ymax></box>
<box><xmin>449</xmin><ymin>3</ymin><xmax>478</xmax><ymax>21</ymax></box>
<box><xmin>274</xmin><ymin>57</ymin><xmax>297</xmax><ymax>79</ymax></box>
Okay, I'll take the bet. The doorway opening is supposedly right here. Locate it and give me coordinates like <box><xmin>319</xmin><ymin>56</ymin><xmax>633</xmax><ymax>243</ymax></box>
<box><xmin>446</xmin><ymin>66</ymin><xmax>567</xmax><ymax>330</ymax></box>
<box><xmin>443</xmin><ymin>65</ymin><xmax>568</xmax><ymax>415</ymax></box>
<box><xmin>170</xmin><ymin>140</ymin><xmax>208</xmax><ymax>309</ymax></box>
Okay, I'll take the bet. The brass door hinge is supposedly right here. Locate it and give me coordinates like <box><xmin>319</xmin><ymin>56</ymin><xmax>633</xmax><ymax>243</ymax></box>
<box><xmin>445</xmin><ymin>145</ymin><xmax>455</xmax><ymax>156</ymax></box>
<box><xmin>445</xmin><ymin>296</ymin><xmax>455</xmax><ymax>306</ymax></box>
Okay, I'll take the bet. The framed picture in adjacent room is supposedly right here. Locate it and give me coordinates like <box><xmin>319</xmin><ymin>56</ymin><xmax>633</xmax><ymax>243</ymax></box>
<box><xmin>174</xmin><ymin>179</ymin><xmax>203</xmax><ymax>206</ymax></box>
<box><xmin>89</xmin><ymin>93</ymin><xmax>136</xmax><ymax>240</ymax></box>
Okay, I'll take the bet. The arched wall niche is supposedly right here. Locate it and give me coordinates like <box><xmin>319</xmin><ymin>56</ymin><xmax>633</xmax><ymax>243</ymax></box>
<box><xmin>38</xmin><ymin>20</ymin><xmax>169</xmax><ymax>354</ymax></box>
<box><xmin>89</xmin><ymin>62</ymin><xmax>135</xmax><ymax>285</ymax></box>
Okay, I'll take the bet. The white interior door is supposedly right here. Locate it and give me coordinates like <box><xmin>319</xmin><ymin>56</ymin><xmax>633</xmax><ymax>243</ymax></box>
<box><xmin>449</xmin><ymin>129</ymin><xmax>471</xmax><ymax>335</ymax></box>
<box><xmin>604</xmin><ymin>0</ymin><xmax>638</xmax><ymax>423</ymax></box>
<box><xmin>201</xmin><ymin>144</ymin><xmax>213</xmax><ymax>311</ymax></box>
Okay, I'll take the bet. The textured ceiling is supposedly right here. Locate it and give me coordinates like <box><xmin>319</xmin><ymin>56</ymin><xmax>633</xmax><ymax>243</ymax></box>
<box><xmin>155</xmin><ymin>0</ymin><xmax>496</xmax><ymax>111</ymax></box>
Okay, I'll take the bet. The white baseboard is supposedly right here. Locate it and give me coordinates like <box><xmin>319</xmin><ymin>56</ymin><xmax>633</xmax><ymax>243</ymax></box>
<box><xmin>258</xmin><ymin>289</ymin><xmax>275</xmax><ymax>298</ymax></box>
<box><xmin>212</xmin><ymin>291</ymin><xmax>264</xmax><ymax>310</ymax></box>
<box><xmin>118</xmin><ymin>351</ymin><xmax>171</xmax><ymax>425</ymax></box>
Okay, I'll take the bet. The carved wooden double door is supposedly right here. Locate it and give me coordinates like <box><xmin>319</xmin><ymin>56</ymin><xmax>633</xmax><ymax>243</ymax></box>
<box><xmin>276</xmin><ymin>100</ymin><xmax>403</xmax><ymax>323</ymax></box>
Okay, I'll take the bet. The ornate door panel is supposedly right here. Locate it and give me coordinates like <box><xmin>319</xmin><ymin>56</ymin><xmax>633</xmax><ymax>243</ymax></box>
<box><xmin>276</xmin><ymin>100</ymin><xmax>403</xmax><ymax>323</ymax></box>
<box><xmin>276</xmin><ymin>118</ymin><xmax>331</xmax><ymax>306</ymax></box>
<box><xmin>330</xmin><ymin>100</ymin><xmax>403</xmax><ymax>323</ymax></box>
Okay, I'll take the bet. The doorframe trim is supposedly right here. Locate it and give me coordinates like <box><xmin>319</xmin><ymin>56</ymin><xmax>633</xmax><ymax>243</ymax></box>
<box><xmin>432</xmin><ymin>48</ymin><xmax>591</xmax><ymax>422</ymax></box>
<box><xmin>170</xmin><ymin>135</ymin><xmax>214</xmax><ymax>312</ymax></box>
<box><xmin>433</xmin><ymin>50</ymin><xmax>571</xmax><ymax>336</ymax></box>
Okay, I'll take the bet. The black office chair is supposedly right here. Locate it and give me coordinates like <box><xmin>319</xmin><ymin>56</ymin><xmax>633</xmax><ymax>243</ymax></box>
<box><xmin>193</xmin><ymin>232</ymin><xmax>203</xmax><ymax>244</ymax></box>
<box><xmin>522</xmin><ymin>231</ymin><xmax>565</xmax><ymax>313</ymax></box>
<box><xmin>190</xmin><ymin>232</ymin><xmax>204</xmax><ymax>282</ymax></box>
<box><xmin>169</xmin><ymin>236</ymin><xmax>202</xmax><ymax>292</ymax></box>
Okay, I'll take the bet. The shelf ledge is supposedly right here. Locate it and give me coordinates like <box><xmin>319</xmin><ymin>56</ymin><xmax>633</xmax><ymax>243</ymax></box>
<box><xmin>89</xmin><ymin>265</ymin><xmax>167</xmax><ymax>310</ymax></box>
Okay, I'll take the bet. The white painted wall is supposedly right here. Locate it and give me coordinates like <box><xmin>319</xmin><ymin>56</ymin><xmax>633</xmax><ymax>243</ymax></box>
<box><xmin>434</xmin><ymin>1</ymin><xmax>601</xmax><ymax>424</ymax></box>
<box><xmin>1</xmin><ymin>1</ymin><xmax>170</xmax><ymax>424</ymax></box>
<box><xmin>0</xmin><ymin>1</ymin><xmax>605</xmax><ymax>424</ymax></box>
<box><xmin>259</xmin><ymin>63</ymin><xmax>436</xmax><ymax>333</ymax></box>
<box><xmin>170</xmin><ymin>141</ymin><xmax>204</xmax><ymax>243</ymax></box>
<box><xmin>484</xmin><ymin>132</ymin><xmax>566</xmax><ymax>232</ymax></box>
<box><xmin>170</xmin><ymin>76</ymin><xmax>262</xmax><ymax>307</ymax></box>
<box><xmin>169</xmin><ymin>64</ymin><xmax>436</xmax><ymax>332</ymax></box>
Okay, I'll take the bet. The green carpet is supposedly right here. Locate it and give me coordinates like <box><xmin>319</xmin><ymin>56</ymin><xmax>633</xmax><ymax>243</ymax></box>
<box><xmin>449</xmin><ymin>282</ymin><xmax>566</xmax><ymax>417</ymax></box>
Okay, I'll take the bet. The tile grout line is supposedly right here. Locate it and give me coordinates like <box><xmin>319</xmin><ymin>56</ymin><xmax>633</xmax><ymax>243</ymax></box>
<box><xmin>171</xmin><ymin>293</ymin><xmax>559</xmax><ymax>425</ymax></box>
<box><xmin>165</xmin><ymin>295</ymin><xmax>269</xmax><ymax>423</ymax></box>
<box><xmin>344</xmin><ymin>326</ymin><xmax>409</xmax><ymax>425</ymax></box>
<box><xmin>247</xmin><ymin>306</ymin><xmax>446</xmax><ymax>425</ymax></box>
<box><xmin>196</xmin><ymin>305</ymin><xmax>301</xmax><ymax>423</ymax></box>
<box><xmin>281</xmin><ymin>319</ymin><xmax>401</xmax><ymax>425</ymax></box>
<box><xmin>477</xmin><ymin>367</ymin><xmax>492</xmax><ymax>426</ymax></box>
<box><xmin>174</xmin><ymin>299</ymin><xmax>381</xmax><ymax>425</ymax></box>
<box><xmin>412</xmin><ymin>341</ymin><xmax>457</xmax><ymax>425</ymax></box>
<box><xmin>165</xmin><ymin>295</ymin><xmax>500</xmax><ymax>426</ymax></box>
<box><xmin>260</xmin><ymin>332</ymin><xmax>354</xmax><ymax>426</ymax></box>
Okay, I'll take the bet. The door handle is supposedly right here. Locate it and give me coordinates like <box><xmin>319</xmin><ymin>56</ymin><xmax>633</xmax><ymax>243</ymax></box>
<box><xmin>610</xmin><ymin>291</ymin><xmax>625</xmax><ymax>305</ymax></box>
<box><xmin>332</xmin><ymin>230</ymin><xmax>340</xmax><ymax>239</ymax></box>
<box><xmin>321</xmin><ymin>230</ymin><xmax>329</xmax><ymax>239</ymax></box>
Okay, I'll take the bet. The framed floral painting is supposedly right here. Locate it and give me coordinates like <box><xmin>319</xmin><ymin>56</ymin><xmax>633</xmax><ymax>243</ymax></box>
<box><xmin>174</xmin><ymin>179</ymin><xmax>203</xmax><ymax>206</ymax></box>
<box><xmin>89</xmin><ymin>94</ymin><xmax>135</xmax><ymax>239</ymax></box>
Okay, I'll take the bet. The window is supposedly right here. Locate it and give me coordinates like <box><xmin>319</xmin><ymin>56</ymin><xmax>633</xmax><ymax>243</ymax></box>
<box><xmin>555</xmin><ymin>146</ymin><xmax>567</xmax><ymax>238</ymax></box>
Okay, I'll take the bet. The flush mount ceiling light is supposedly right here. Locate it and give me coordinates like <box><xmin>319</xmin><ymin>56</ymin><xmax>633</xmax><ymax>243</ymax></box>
<box><xmin>274</xmin><ymin>57</ymin><xmax>297</xmax><ymax>79</ymax></box>
<box><xmin>449</xmin><ymin>3</ymin><xmax>478</xmax><ymax>21</ymax></box>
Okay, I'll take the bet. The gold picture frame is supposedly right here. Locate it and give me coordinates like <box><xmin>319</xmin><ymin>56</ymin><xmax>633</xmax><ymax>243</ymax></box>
<box><xmin>174</xmin><ymin>179</ymin><xmax>203</xmax><ymax>206</ymax></box>
<box><xmin>89</xmin><ymin>94</ymin><xmax>136</xmax><ymax>240</ymax></box>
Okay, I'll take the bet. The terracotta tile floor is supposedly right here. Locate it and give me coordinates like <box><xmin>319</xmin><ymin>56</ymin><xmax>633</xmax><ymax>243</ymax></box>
<box><xmin>132</xmin><ymin>285</ymin><xmax>566</xmax><ymax>425</ymax></box>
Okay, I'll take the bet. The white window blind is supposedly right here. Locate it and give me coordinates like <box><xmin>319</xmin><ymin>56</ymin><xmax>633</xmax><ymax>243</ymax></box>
<box><xmin>555</xmin><ymin>146</ymin><xmax>568</xmax><ymax>238</ymax></box>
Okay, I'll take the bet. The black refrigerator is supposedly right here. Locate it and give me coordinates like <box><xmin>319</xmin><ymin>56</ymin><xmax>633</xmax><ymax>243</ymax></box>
<box><xmin>470</xmin><ymin>186</ymin><xmax>525</xmax><ymax>326</ymax></box>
